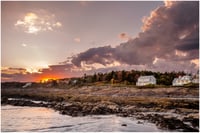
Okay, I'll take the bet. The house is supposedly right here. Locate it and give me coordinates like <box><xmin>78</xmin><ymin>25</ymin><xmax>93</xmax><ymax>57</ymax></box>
<box><xmin>192</xmin><ymin>71</ymin><xmax>199</xmax><ymax>84</ymax></box>
<box><xmin>172</xmin><ymin>75</ymin><xmax>192</xmax><ymax>86</ymax></box>
<box><xmin>192</xmin><ymin>78</ymin><xmax>199</xmax><ymax>84</ymax></box>
<box><xmin>136</xmin><ymin>75</ymin><xmax>156</xmax><ymax>86</ymax></box>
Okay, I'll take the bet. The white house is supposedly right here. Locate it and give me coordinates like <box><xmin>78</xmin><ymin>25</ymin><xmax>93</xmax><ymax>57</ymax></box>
<box><xmin>136</xmin><ymin>75</ymin><xmax>156</xmax><ymax>86</ymax></box>
<box><xmin>172</xmin><ymin>75</ymin><xmax>192</xmax><ymax>86</ymax></box>
<box><xmin>192</xmin><ymin>78</ymin><xmax>199</xmax><ymax>84</ymax></box>
<box><xmin>192</xmin><ymin>73</ymin><xmax>199</xmax><ymax>84</ymax></box>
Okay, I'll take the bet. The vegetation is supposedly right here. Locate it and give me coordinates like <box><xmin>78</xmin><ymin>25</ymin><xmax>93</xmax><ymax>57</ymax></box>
<box><xmin>183</xmin><ymin>83</ymin><xmax>199</xmax><ymax>88</ymax></box>
<box><xmin>1</xmin><ymin>87</ymin><xmax>199</xmax><ymax>110</ymax></box>
<box><xmin>81</xmin><ymin>70</ymin><xmax>187</xmax><ymax>86</ymax></box>
<box><xmin>2</xmin><ymin>70</ymin><xmax>198</xmax><ymax>89</ymax></box>
<box><xmin>136</xmin><ymin>84</ymin><xmax>156</xmax><ymax>89</ymax></box>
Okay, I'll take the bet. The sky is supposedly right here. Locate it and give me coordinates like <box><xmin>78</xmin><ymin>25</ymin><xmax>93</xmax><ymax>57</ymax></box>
<box><xmin>1</xmin><ymin>1</ymin><xmax>199</xmax><ymax>82</ymax></box>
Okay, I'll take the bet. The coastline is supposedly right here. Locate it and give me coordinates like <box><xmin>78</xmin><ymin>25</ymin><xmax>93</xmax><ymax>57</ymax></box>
<box><xmin>1</xmin><ymin>86</ymin><xmax>199</xmax><ymax>132</ymax></box>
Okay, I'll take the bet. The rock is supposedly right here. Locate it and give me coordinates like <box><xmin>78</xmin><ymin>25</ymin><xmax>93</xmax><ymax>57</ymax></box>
<box><xmin>91</xmin><ymin>104</ymin><xmax>108</xmax><ymax>114</ymax></box>
<box><xmin>107</xmin><ymin>104</ymin><xmax>120</xmax><ymax>113</ymax></box>
<box><xmin>82</xmin><ymin>103</ymin><xmax>95</xmax><ymax>114</ymax></box>
<box><xmin>121</xmin><ymin>105</ymin><xmax>136</xmax><ymax>115</ymax></box>
<box><xmin>91</xmin><ymin>101</ymin><xmax>119</xmax><ymax>115</ymax></box>
<box><xmin>121</xmin><ymin>113</ymin><xmax>129</xmax><ymax>117</ymax></box>
<box><xmin>60</xmin><ymin>110</ymin><xmax>68</xmax><ymax>115</ymax></box>
<box><xmin>183</xmin><ymin>116</ymin><xmax>199</xmax><ymax>128</ymax></box>
<box><xmin>55</xmin><ymin>102</ymin><xmax>85</xmax><ymax>116</ymax></box>
<box><xmin>144</xmin><ymin>114</ymin><xmax>199</xmax><ymax>132</ymax></box>
<box><xmin>54</xmin><ymin>103</ymin><xmax>62</xmax><ymax>110</ymax></box>
<box><xmin>1</xmin><ymin>97</ymin><xmax>8</xmax><ymax>104</ymax></box>
<box><xmin>137</xmin><ymin>121</ymin><xmax>143</xmax><ymax>124</ymax></box>
<box><xmin>121</xmin><ymin>124</ymin><xmax>127</xmax><ymax>126</ymax></box>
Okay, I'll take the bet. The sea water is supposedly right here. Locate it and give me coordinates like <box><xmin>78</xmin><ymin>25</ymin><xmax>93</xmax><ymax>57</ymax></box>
<box><xmin>1</xmin><ymin>105</ymin><xmax>164</xmax><ymax>132</ymax></box>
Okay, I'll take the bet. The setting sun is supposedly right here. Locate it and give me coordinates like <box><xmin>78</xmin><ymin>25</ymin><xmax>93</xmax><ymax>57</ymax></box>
<box><xmin>40</xmin><ymin>77</ymin><xmax>57</xmax><ymax>83</ymax></box>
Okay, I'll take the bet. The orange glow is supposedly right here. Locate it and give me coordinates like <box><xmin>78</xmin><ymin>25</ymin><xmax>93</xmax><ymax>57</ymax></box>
<box><xmin>40</xmin><ymin>77</ymin><xmax>57</xmax><ymax>83</ymax></box>
<box><xmin>33</xmin><ymin>71</ymin><xmax>66</xmax><ymax>82</ymax></box>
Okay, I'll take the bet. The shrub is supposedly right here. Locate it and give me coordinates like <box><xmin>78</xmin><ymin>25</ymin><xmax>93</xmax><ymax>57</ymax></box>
<box><xmin>137</xmin><ymin>84</ymin><xmax>156</xmax><ymax>89</ymax></box>
<box><xmin>183</xmin><ymin>83</ymin><xmax>199</xmax><ymax>88</ymax></box>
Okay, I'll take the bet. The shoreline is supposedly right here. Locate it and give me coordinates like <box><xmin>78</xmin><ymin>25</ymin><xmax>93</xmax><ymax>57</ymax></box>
<box><xmin>2</xmin><ymin>97</ymin><xmax>199</xmax><ymax>132</ymax></box>
<box><xmin>1</xmin><ymin>86</ymin><xmax>199</xmax><ymax>132</ymax></box>
<box><xmin>1</xmin><ymin>105</ymin><xmax>164</xmax><ymax>132</ymax></box>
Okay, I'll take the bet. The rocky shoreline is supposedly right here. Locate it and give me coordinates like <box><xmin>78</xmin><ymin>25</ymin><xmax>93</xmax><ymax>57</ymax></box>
<box><xmin>1</xmin><ymin>96</ymin><xmax>199</xmax><ymax>132</ymax></box>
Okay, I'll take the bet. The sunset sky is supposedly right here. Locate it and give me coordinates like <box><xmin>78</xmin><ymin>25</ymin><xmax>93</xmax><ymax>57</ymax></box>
<box><xmin>1</xmin><ymin>1</ymin><xmax>199</xmax><ymax>82</ymax></box>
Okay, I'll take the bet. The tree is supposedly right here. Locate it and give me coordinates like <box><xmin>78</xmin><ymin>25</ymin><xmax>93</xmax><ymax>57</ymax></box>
<box><xmin>97</xmin><ymin>73</ymin><xmax>103</xmax><ymax>81</ymax></box>
<box><xmin>127</xmin><ymin>73</ymin><xmax>134</xmax><ymax>83</ymax></box>
<box><xmin>83</xmin><ymin>73</ymin><xmax>87</xmax><ymax>83</ymax></box>
<box><xmin>121</xmin><ymin>70</ymin><xmax>126</xmax><ymax>81</ymax></box>
<box><xmin>92</xmin><ymin>73</ymin><xmax>97</xmax><ymax>82</ymax></box>
<box><xmin>105</xmin><ymin>72</ymin><xmax>113</xmax><ymax>81</ymax></box>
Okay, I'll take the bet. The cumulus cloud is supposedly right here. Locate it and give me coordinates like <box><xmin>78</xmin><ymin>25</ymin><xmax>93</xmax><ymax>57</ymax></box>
<box><xmin>68</xmin><ymin>1</ymin><xmax>199</xmax><ymax>72</ymax></box>
<box><xmin>0</xmin><ymin>63</ymin><xmax>151</xmax><ymax>82</ymax></box>
<box><xmin>191</xmin><ymin>59</ymin><xmax>199</xmax><ymax>69</ymax></box>
<box><xmin>71</xmin><ymin>46</ymin><xmax>115</xmax><ymax>67</ymax></box>
<box><xmin>149</xmin><ymin>59</ymin><xmax>198</xmax><ymax>73</ymax></box>
<box><xmin>1</xmin><ymin>64</ymin><xmax>84</xmax><ymax>82</ymax></box>
<box><xmin>15</xmin><ymin>11</ymin><xmax>62</xmax><ymax>34</ymax></box>
<box><xmin>1</xmin><ymin>67</ymin><xmax>31</xmax><ymax>82</ymax></box>
<box><xmin>2</xmin><ymin>1</ymin><xmax>199</xmax><ymax>82</ymax></box>
<box><xmin>1</xmin><ymin>67</ymin><xmax>28</xmax><ymax>75</ymax></box>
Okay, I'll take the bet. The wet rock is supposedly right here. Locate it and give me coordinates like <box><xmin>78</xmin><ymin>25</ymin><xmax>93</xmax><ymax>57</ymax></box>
<box><xmin>60</xmin><ymin>110</ymin><xmax>68</xmax><ymax>115</ymax></box>
<box><xmin>82</xmin><ymin>103</ymin><xmax>95</xmax><ymax>114</ymax></box>
<box><xmin>121</xmin><ymin>124</ymin><xmax>127</xmax><ymax>126</ymax></box>
<box><xmin>191</xmin><ymin>118</ymin><xmax>199</xmax><ymax>128</ymax></box>
<box><xmin>119</xmin><ymin>105</ymin><xmax>139</xmax><ymax>117</ymax></box>
<box><xmin>107</xmin><ymin>104</ymin><xmax>120</xmax><ymax>113</ymax></box>
<box><xmin>91</xmin><ymin>101</ymin><xmax>119</xmax><ymax>115</ymax></box>
<box><xmin>183</xmin><ymin>116</ymin><xmax>199</xmax><ymax>128</ymax></box>
<box><xmin>122</xmin><ymin>105</ymin><xmax>136</xmax><ymax>114</ymax></box>
<box><xmin>6</xmin><ymin>100</ymin><xmax>38</xmax><ymax>107</ymax></box>
<box><xmin>91</xmin><ymin>104</ymin><xmax>109</xmax><ymax>114</ymax></box>
<box><xmin>55</xmin><ymin>102</ymin><xmax>86</xmax><ymax>116</ymax></box>
<box><xmin>119</xmin><ymin>113</ymin><xmax>129</xmax><ymax>117</ymax></box>
<box><xmin>137</xmin><ymin>113</ymin><xmax>199</xmax><ymax>132</ymax></box>
<box><xmin>57</xmin><ymin>101</ymin><xmax>120</xmax><ymax>116</ymax></box>
<box><xmin>137</xmin><ymin>121</ymin><xmax>143</xmax><ymax>124</ymax></box>
<box><xmin>1</xmin><ymin>97</ymin><xmax>8</xmax><ymax>104</ymax></box>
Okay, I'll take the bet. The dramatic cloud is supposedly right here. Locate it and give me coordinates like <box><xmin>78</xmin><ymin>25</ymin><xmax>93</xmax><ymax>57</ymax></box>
<box><xmin>69</xmin><ymin>1</ymin><xmax>199</xmax><ymax>72</ymax></box>
<box><xmin>1</xmin><ymin>64</ymin><xmax>85</xmax><ymax>82</ymax></box>
<box><xmin>1</xmin><ymin>67</ymin><xmax>31</xmax><ymax>82</ymax></box>
<box><xmin>149</xmin><ymin>59</ymin><xmax>198</xmax><ymax>73</ymax></box>
<box><xmin>71</xmin><ymin>46</ymin><xmax>115</xmax><ymax>67</ymax></box>
<box><xmin>191</xmin><ymin>59</ymin><xmax>199</xmax><ymax>69</ymax></box>
<box><xmin>2</xmin><ymin>1</ymin><xmax>199</xmax><ymax>82</ymax></box>
<box><xmin>15</xmin><ymin>11</ymin><xmax>62</xmax><ymax>34</ymax></box>
<box><xmin>1</xmin><ymin>67</ymin><xmax>28</xmax><ymax>75</ymax></box>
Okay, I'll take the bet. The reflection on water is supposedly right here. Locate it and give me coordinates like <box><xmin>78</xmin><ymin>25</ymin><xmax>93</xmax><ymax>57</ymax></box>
<box><xmin>2</xmin><ymin>105</ymin><xmax>163</xmax><ymax>132</ymax></box>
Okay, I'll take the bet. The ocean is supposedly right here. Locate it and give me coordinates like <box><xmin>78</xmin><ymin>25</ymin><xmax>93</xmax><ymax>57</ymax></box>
<box><xmin>1</xmin><ymin>105</ymin><xmax>165</xmax><ymax>132</ymax></box>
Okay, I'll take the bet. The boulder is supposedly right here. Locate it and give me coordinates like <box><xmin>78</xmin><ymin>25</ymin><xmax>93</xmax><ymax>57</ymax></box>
<box><xmin>91</xmin><ymin>101</ymin><xmax>119</xmax><ymax>115</ymax></box>
<box><xmin>121</xmin><ymin>124</ymin><xmax>127</xmax><ymax>126</ymax></box>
